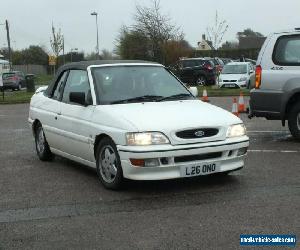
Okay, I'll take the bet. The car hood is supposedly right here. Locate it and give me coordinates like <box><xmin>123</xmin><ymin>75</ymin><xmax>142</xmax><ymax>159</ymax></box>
<box><xmin>220</xmin><ymin>74</ymin><xmax>248</xmax><ymax>80</ymax></box>
<box><xmin>96</xmin><ymin>100</ymin><xmax>242</xmax><ymax>144</ymax></box>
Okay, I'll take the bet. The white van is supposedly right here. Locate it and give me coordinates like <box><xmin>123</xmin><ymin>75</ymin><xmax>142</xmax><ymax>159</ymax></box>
<box><xmin>0</xmin><ymin>59</ymin><xmax>10</xmax><ymax>75</ymax></box>
<box><xmin>250</xmin><ymin>28</ymin><xmax>300</xmax><ymax>140</ymax></box>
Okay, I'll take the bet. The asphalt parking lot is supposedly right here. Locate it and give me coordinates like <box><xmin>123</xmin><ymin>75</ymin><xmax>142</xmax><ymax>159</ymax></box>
<box><xmin>0</xmin><ymin>98</ymin><xmax>299</xmax><ymax>250</ymax></box>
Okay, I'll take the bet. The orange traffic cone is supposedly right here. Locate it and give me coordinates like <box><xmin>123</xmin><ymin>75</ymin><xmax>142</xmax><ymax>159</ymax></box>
<box><xmin>238</xmin><ymin>92</ymin><xmax>246</xmax><ymax>113</ymax></box>
<box><xmin>202</xmin><ymin>89</ymin><xmax>209</xmax><ymax>102</ymax></box>
<box><xmin>232</xmin><ymin>98</ymin><xmax>239</xmax><ymax>117</ymax></box>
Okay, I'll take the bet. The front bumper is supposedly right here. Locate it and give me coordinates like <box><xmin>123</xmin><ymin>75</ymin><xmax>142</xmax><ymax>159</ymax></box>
<box><xmin>117</xmin><ymin>137</ymin><xmax>249</xmax><ymax>180</ymax></box>
<box><xmin>219</xmin><ymin>81</ymin><xmax>247</xmax><ymax>88</ymax></box>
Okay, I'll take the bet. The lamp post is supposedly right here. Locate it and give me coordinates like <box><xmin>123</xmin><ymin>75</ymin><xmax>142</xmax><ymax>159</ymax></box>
<box><xmin>90</xmin><ymin>11</ymin><xmax>99</xmax><ymax>59</ymax></box>
<box><xmin>70</xmin><ymin>48</ymin><xmax>78</xmax><ymax>62</ymax></box>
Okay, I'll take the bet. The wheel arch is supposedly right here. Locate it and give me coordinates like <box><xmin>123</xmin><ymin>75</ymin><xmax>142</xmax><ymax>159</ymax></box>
<box><xmin>284</xmin><ymin>91</ymin><xmax>300</xmax><ymax>121</ymax></box>
<box><xmin>32</xmin><ymin>119</ymin><xmax>41</xmax><ymax>135</ymax></box>
<box><xmin>94</xmin><ymin>133</ymin><xmax>113</xmax><ymax>159</ymax></box>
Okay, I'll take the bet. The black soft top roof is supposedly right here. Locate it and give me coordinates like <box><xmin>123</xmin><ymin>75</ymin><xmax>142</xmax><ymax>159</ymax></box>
<box><xmin>46</xmin><ymin>60</ymin><xmax>160</xmax><ymax>96</ymax></box>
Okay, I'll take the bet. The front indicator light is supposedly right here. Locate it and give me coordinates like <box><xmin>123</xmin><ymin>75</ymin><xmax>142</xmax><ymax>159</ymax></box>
<box><xmin>130</xmin><ymin>159</ymin><xmax>145</xmax><ymax>167</ymax></box>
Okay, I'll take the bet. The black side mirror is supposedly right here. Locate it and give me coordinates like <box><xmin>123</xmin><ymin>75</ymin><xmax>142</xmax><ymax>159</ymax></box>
<box><xmin>69</xmin><ymin>92</ymin><xmax>87</xmax><ymax>106</ymax></box>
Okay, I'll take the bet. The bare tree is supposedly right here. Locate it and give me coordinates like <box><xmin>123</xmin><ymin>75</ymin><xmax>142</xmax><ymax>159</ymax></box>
<box><xmin>133</xmin><ymin>0</ymin><xmax>183</xmax><ymax>62</ymax></box>
<box><xmin>50</xmin><ymin>24</ymin><xmax>64</xmax><ymax>60</ymax></box>
<box><xmin>206</xmin><ymin>11</ymin><xmax>229</xmax><ymax>50</ymax></box>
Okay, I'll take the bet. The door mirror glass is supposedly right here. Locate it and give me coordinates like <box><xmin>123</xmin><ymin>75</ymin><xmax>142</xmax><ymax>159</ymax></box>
<box><xmin>189</xmin><ymin>87</ymin><xmax>198</xmax><ymax>97</ymax></box>
<box><xmin>69</xmin><ymin>92</ymin><xmax>87</xmax><ymax>106</ymax></box>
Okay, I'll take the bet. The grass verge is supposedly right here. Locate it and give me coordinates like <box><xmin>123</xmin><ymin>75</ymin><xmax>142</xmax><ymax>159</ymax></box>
<box><xmin>196</xmin><ymin>86</ymin><xmax>250</xmax><ymax>97</ymax></box>
<box><xmin>35</xmin><ymin>74</ymin><xmax>53</xmax><ymax>86</ymax></box>
<box><xmin>0</xmin><ymin>91</ymin><xmax>33</xmax><ymax>104</ymax></box>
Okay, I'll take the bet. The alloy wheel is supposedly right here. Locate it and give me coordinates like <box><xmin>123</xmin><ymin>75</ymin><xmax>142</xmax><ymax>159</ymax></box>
<box><xmin>99</xmin><ymin>145</ymin><xmax>118</xmax><ymax>183</ymax></box>
<box><xmin>196</xmin><ymin>76</ymin><xmax>206</xmax><ymax>86</ymax></box>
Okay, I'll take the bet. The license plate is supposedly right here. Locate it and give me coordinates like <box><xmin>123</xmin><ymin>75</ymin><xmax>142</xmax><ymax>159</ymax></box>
<box><xmin>225</xmin><ymin>84</ymin><xmax>235</xmax><ymax>88</ymax></box>
<box><xmin>181</xmin><ymin>162</ymin><xmax>219</xmax><ymax>177</ymax></box>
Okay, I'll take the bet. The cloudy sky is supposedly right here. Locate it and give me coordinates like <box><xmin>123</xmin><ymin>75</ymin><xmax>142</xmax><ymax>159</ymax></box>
<box><xmin>0</xmin><ymin>0</ymin><xmax>300</xmax><ymax>55</ymax></box>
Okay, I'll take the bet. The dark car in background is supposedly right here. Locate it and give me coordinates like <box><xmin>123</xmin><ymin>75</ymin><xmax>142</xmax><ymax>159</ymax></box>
<box><xmin>2</xmin><ymin>71</ymin><xmax>26</xmax><ymax>91</ymax></box>
<box><xmin>174</xmin><ymin>58</ymin><xmax>217</xmax><ymax>86</ymax></box>
<box><xmin>209</xmin><ymin>57</ymin><xmax>225</xmax><ymax>74</ymax></box>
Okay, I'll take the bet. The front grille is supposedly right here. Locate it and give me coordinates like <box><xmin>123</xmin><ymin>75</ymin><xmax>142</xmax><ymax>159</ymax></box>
<box><xmin>223</xmin><ymin>80</ymin><xmax>237</xmax><ymax>82</ymax></box>
<box><xmin>175</xmin><ymin>152</ymin><xmax>222</xmax><ymax>163</ymax></box>
<box><xmin>176</xmin><ymin>128</ymin><xmax>219</xmax><ymax>139</ymax></box>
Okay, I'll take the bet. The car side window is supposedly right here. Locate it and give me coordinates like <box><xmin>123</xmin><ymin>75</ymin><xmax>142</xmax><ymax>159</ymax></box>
<box><xmin>52</xmin><ymin>71</ymin><xmax>68</xmax><ymax>100</ymax></box>
<box><xmin>273</xmin><ymin>35</ymin><xmax>300</xmax><ymax>65</ymax></box>
<box><xmin>62</xmin><ymin>70</ymin><xmax>91</xmax><ymax>104</ymax></box>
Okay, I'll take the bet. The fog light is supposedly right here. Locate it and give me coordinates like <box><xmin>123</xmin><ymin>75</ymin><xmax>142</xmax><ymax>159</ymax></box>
<box><xmin>237</xmin><ymin>147</ymin><xmax>248</xmax><ymax>156</ymax></box>
<box><xmin>145</xmin><ymin>158</ymin><xmax>160</xmax><ymax>167</ymax></box>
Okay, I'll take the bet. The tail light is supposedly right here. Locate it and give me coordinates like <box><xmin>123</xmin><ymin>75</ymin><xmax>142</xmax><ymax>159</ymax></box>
<box><xmin>255</xmin><ymin>65</ymin><xmax>262</xmax><ymax>89</ymax></box>
<box><xmin>10</xmin><ymin>76</ymin><xmax>18</xmax><ymax>81</ymax></box>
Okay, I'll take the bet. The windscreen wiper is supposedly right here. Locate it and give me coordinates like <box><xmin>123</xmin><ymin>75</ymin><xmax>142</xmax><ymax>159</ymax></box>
<box><xmin>111</xmin><ymin>95</ymin><xmax>164</xmax><ymax>104</ymax></box>
<box><xmin>157</xmin><ymin>93</ymin><xmax>193</xmax><ymax>102</ymax></box>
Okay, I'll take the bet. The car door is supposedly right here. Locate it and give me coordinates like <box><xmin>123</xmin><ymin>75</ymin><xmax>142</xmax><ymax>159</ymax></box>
<box><xmin>58</xmin><ymin>69</ymin><xmax>95</xmax><ymax>162</ymax></box>
<box><xmin>38</xmin><ymin>71</ymin><xmax>68</xmax><ymax>151</ymax></box>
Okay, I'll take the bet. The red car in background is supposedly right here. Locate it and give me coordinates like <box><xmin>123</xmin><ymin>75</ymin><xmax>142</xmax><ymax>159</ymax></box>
<box><xmin>2</xmin><ymin>71</ymin><xmax>26</xmax><ymax>91</ymax></box>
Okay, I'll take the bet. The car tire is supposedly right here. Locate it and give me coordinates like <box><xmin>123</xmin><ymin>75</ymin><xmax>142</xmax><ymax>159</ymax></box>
<box><xmin>96</xmin><ymin>137</ymin><xmax>124</xmax><ymax>190</ymax></box>
<box><xmin>195</xmin><ymin>75</ymin><xmax>207</xmax><ymax>86</ymax></box>
<box><xmin>34</xmin><ymin>123</ymin><xmax>54</xmax><ymax>161</ymax></box>
<box><xmin>288</xmin><ymin>102</ymin><xmax>300</xmax><ymax>141</ymax></box>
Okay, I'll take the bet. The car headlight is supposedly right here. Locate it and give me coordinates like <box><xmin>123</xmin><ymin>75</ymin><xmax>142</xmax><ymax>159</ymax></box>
<box><xmin>226</xmin><ymin>124</ymin><xmax>246</xmax><ymax>137</ymax></box>
<box><xmin>126</xmin><ymin>132</ymin><xmax>170</xmax><ymax>146</ymax></box>
<box><xmin>238</xmin><ymin>77</ymin><xmax>247</xmax><ymax>82</ymax></box>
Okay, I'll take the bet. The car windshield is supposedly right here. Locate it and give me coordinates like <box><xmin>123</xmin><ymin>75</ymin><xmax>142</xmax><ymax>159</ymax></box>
<box><xmin>222</xmin><ymin>65</ymin><xmax>247</xmax><ymax>74</ymax></box>
<box><xmin>91</xmin><ymin>65</ymin><xmax>193</xmax><ymax>104</ymax></box>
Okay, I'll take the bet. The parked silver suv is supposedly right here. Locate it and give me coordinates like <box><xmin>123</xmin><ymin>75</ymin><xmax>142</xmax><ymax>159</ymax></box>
<box><xmin>250</xmin><ymin>28</ymin><xmax>300</xmax><ymax>140</ymax></box>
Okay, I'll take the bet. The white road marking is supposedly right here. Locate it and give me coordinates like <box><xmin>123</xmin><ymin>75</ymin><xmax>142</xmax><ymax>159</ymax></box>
<box><xmin>248</xmin><ymin>149</ymin><xmax>299</xmax><ymax>153</ymax></box>
<box><xmin>247</xmin><ymin>131</ymin><xmax>289</xmax><ymax>133</ymax></box>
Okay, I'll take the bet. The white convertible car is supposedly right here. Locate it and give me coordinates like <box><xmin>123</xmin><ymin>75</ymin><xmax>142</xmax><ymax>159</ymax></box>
<box><xmin>29</xmin><ymin>60</ymin><xmax>249</xmax><ymax>189</ymax></box>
